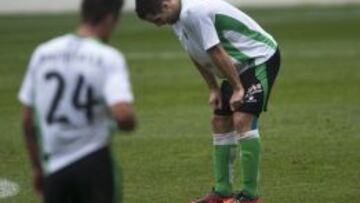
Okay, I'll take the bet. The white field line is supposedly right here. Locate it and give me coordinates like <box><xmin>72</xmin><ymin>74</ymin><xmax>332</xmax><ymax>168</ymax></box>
<box><xmin>125</xmin><ymin>49</ymin><xmax>358</xmax><ymax>60</ymax></box>
<box><xmin>0</xmin><ymin>178</ymin><xmax>20</xmax><ymax>199</ymax></box>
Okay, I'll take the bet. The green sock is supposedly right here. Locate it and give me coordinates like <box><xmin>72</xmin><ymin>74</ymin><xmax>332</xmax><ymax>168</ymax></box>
<box><xmin>239</xmin><ymin>130</ymin><xmax>261</xmax><ymax>198</ymax></box>
<box><xmin>213</xmin><ymin>133</ymin><xmax>237</xmax><ymax>196</ymax></box>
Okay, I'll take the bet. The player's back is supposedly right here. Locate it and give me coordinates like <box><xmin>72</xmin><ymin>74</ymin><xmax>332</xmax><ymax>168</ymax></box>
<box><xmin>173</xmin><ymin>0</ymin><xmax>277</xmax><ymax>76</ymax></box>
<box><xmin>25</xmin><ymin>34</ymin><xmax>130</xmax><ymax>173</ymax></box>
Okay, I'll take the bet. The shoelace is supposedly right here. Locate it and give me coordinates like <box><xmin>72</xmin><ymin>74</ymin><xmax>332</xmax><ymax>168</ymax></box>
<box><xmin>234</xmin><ymin>191</ymin><xmax>255</xmax><ymax>201</ymax></box>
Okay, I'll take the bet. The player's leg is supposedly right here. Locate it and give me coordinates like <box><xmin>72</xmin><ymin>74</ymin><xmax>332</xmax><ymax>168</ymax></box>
<box><xmin>233</xmin><ymin>112</ymin><xmax>261</xmax><ymax>200</ymax></box>
<box><xmin>192</xmin><ymin>81</ymin><xmax>236</xmax><ymax>203</ymax></box>
<box><xmin>212</xmin><ymin>80</ymin><xmax>238</xmax><ymax>198</ymax></box>
<box><xmin>234</xmin><ymin>49</ymin><xmax>281</xmax><ymax>202</ymax></box>
<box><xmin>212</xmin><ymin>115</ymin><xmax>237</xmax><ymax>197</ymax></box>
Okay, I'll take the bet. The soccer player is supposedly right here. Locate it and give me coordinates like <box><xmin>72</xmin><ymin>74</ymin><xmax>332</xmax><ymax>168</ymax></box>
<box><xmin>135</xmin><ymin>0</ymin><xmax>281</xmax><ymax>203</ymax></box>
<box><xmin>18</xmin><ymin>0</ymin><xmax>136</xmax><ymax>202</ymax></box>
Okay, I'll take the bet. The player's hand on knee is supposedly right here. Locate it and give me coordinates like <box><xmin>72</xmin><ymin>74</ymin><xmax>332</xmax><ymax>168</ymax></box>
<box><xmin>230</xmin><ymin>88</ymin><xmax>245</xmax><ymax>111</ymax></box>
<box><xmin>209</xmin><ymin>89</ymin><xmax>222</xmax><ymax>110</ymax></box>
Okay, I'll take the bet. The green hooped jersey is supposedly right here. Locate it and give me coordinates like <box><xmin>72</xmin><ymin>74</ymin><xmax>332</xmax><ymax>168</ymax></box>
<box><xmin>173</xmin><ymin>0</ymin><xmax>278</xmax><ymax>78</ymax></box>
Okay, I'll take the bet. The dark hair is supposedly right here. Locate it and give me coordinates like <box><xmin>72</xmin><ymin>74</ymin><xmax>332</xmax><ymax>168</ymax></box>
<box><xmin>81</xmin><ymin>0</ymin><xmax>124</xmax><ymax>24</ymax></box>
<box><xmin>135</xmin><ymin>0</ymin><xmax>163</xmax><ymax>19</ymax></box>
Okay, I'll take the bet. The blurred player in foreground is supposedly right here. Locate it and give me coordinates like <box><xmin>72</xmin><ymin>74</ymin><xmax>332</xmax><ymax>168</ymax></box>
<box><xmin>18</xmin><ymin>0</ymin><xmax>136</xmax><ymax>202</ymax></box>
<box><xmin>135</xmin><ymin>0</ymin><xmax>281</xmax><ymax>202</ymax></box>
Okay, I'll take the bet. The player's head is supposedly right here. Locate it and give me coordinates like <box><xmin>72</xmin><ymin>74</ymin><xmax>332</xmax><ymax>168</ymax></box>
<box><xmin>135</xmin><ymin>0</ymin><xmax>181</xmax><ymax>26</ymax></box>
<box><xmin>81</xmin><ymin>0</ymin><xmax>124</xmax><ymax>41</ymax></box>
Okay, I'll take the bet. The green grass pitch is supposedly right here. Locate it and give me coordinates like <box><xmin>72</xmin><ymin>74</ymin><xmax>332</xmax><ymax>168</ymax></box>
<box><xmin>0</xmin><ymin>6</ymin><xmax>359</xmax><ymax>203</ymax></box>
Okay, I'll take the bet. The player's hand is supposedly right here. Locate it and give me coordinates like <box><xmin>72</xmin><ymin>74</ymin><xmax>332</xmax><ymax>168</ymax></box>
<box><xmin>209</xmin><ymin>89</ymin><xmax>222</xmax><ymax>110</ymax></box>
<box><xmin>33</xmin><ymin>168</ymin><xmax>43</xmax><ymax>196</ymax></box>
<box><xmin>230</xmin><ymin>88</ymin><xmax>245</xmax><ymax>111</ymax></box>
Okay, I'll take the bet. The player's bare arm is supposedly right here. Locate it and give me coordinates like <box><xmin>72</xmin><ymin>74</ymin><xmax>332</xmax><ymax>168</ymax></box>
<box><xmin>207</xmin><ymin>44</ymin><xmax>245</xmax><ymax>111</ymax></box>
<box><xmin>191</xmin><ymin>57</ymin><xmax>222</xmax><ymax>110</ymax></box>
<box><xmin>22</xmin><ymin>106</ymin><xmax>43</xmax><ymax>195</ymax></box>
<box><xmin>110</xmin><ymin>102</ymin><xmax>136</xmax><ymax>132</ymax></box>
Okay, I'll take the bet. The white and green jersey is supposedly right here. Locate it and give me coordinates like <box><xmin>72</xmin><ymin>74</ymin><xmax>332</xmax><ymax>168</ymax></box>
<box><xmin>18</xmin><ymin>34</ymin><xmax>133</xmax><ymax>174</ymax></box>
<box><xmin>173</xmin><ymin>0</ymin><xmax>278</xmax><ymax>78</ymax></box>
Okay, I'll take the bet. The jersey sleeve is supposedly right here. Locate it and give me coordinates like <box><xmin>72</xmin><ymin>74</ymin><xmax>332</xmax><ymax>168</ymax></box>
<box><xmin>18</xmin><ymin>51</ymin><xmax>38</xmax><ymax>106</ymax></box>
<box><xmin>103</xmin><ymin>51</ymin><xmax>134</xmax><ymax>106</ymax></box>
<box><xmin>184</xmin><ymin>7</ymin><xmax>220</xmax><ymax>51</ymax></box>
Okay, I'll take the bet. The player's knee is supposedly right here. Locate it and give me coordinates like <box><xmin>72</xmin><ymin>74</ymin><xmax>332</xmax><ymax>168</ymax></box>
<box><xmin>211</xmin><ymin>115</ymin><xmax>232</xmax><ymax>133</ymax></box>
<box><xmin>233</xmin><ymin>113</ymin><xmax>255</xmax><ymax>134</ymax></box>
